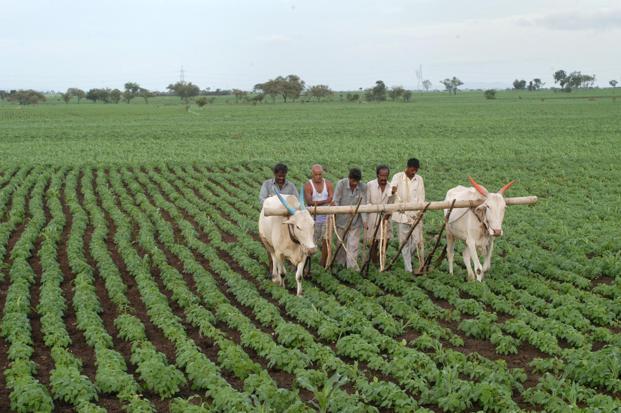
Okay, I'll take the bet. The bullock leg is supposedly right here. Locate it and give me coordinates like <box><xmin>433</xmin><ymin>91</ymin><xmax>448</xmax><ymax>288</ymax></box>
<box><xmin>463</xmin><ymin>247</ymin><xmax>475</xmax><ymax>281</ymax></box>
<box><xmin>466</xmin><ymin>239</ymin><xmax>484</xmax><ymax>282</ymax></box>
<box><xmin>482</xmin><ymin>239</ymin><xmax>494</xmax><ymax>276</ymax></box>
<box><xmin>271</xmin><ymin>254</ymin><xmax>284</xmax><ymax>286</ymax></box>
<box><xmin>446</xmin><ymin>233</ymin><xmax>455</xmax><ymax>275</ymax></box>
<box><xmin>295</xmin><ymin>259</ymin><xmax>306</xmax><ymax>296</ymax></box>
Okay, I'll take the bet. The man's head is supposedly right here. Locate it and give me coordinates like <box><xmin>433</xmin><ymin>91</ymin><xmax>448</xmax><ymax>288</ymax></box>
<box><xmin>376</xmin><ymin>165</ymin><xmax>390</xmax><ymax>187</ymax></box>
<box><xmin>273</xmin><ymin>163</ymin><xmax>288</xmax><ymax>186</ymax></box>
<box><xmin>405</xmin><ymin>158</ymin><xmax>420</xmax><ymax>178</ymax></box>
<box><xmin>310</xmin><ymin>164</ymin><xmax>324</xmax><ymax>184</ymax></box>
<box><xmin>348</xmin><ymin>168</ymin><xmax>362</xmax><ymax>188</ymax></box>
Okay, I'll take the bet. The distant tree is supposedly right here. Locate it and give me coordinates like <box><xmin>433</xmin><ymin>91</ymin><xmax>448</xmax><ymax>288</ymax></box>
<box><xmin>365</xmin><ymin>80</ymin><xmax>387</xmax><ymax>101</ymax></box>
<box><xmin>247</xmin><ymin>93</ymin><xmax>264</xmax><ymax>105</ymax></box>
<box><xmin>554</xmin><ymin>70</ymin><xmax>596</xmax><ymax>91</ymax></box>
<box><xmin>138</xmin><ymin>88</ymin><xmax>153</xmax><ymax>103</ymax></box>
<box><xmin>110</xmin><ymin>88</ymin><xmax>122</xmax><ymax>104</ymax></box>
<box><xmin>6</xmin><ymin>90</ymin><xmax>46</xmax><ymax>105</ymax></box>
<box><xmin>422</xmin><ymin>79</ymin><xmax>432</xmax><ymax>91</ymax></box>
<box><xmin>388</xmin><ymin>86</ymin><xmax>405</xmax><ymax>101</ymax></box>
<box><xmin>527</xmin><ymin>78</ymin><xmax>544</xmax><ymax>91</ymax></box>
<box><xmin>484</xmin><ymin>89</ymin><xmax>497</xmax><ymax>99</ymax></box>
<box><xmin>232</xmin><ymin>89</ymin><xmax>248</xmax><ymax>103</ymax></box>
<box><xmin>60</xmin><ymin>92</ymin><xmax>72</xmax><ymax>103</ymax></box>
<box><xmin>307</xmin><ymin>84</ymin><xmax>333</xmax><ymax>102</ymax></box>
<box><xmin>0</xmin><ymin>90</ymin><xmax>7</xmax><ymax>100</ymax></box>
<box><xmin>513</xmin><ymin>79</ymin><xmax>527</xmax><ymax>90</ymax></box>
<box><xmin>67</xmin><ymin>88</ymin><xmax>85</xmax><ymax>103</ymax></box>
<box><xmin>123</xmin><ymin>82</ymin><xmax>141</xmax><ymax>103</ymax></box>
<box><xmin>440</xmin><ymin>77</ymin><xmax>463</xmax><ymax>95</ymax></box>
<box><xmin>86</xmin><ymin>88</ymin><xmax>111</xmax><ymax>103</ymax></box>
<box><xmin>279</xmin><ymin>75</ymin><xmax>305</xmax><ymax>102</ymax></box>
<box><xmin>167</xmin><ymin>81</ymin><xmax>200</xmax><ymax>103</ymax></box>
<box><xmin>254</xmin><ymin>80</ymin><xmax>279</xmax><ymax>102</ymax></box>
<box><xmin>403</xmin><ymin>90</ymin><xmax>413</xmax><ymax>102</ymax></box>
<box><xmin>195</xmin><ymin>96</ymin><xmax>208</xmax><ymax>107</ymax></box>
<box><xmin>610</xmin><ymin>80</ymin><xmax>618</xmax><ymax>88</ymax></box>
<box><xmin>346</xmin><ymin>93</ymin><xmax>360</xmax><ymax>102</ymax></box>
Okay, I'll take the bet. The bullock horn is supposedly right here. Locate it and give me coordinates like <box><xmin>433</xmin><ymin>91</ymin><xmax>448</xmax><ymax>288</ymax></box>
<box><xmin>274</xmin><ymin>188</ymin><xmax>296</xmax><ymax>215</ymax></box>
<box><xmin>299</xmin><ymin>186</ymin><xmax>305</xmax><ymax>210</ymax></box>
<box><xmin>498</xmin><ymin>180</ymin><xmax>517</xmax><ymax>195</ymax></box>
<box><xmin>468</xmin><ymin>176</ymin><xmax>489</xmax><ymax>197</ymax></box>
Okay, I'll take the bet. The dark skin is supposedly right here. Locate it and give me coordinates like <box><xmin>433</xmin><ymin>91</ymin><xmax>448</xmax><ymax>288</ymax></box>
<box><xmin>370</xmin><ymin>169</ymin><xmax>394</xmax><ymax>263</ymax></box>
<box><xmin>274</xmin><ymin>171</ymin><xmax>287</xmax><ymax>188</ymax></box>
<box><xmin>405</xmin><ymin>166</ymin><xmax>419</xmax><ymax>179</ymax></box>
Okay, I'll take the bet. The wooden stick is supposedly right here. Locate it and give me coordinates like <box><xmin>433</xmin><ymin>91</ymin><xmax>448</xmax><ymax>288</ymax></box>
<box><xmin>384</xmin><ymin>202</ymin><xmax>431</xmax><ymax>272</ymax></box>
<box><xmin>327</xmin><ymin>197</ymin><xmax>363</xmax><ymax>271</ymax></box>
<box><xmin>416</xmin><ymin>199</ymin><xmax>456</xmax><ymax>274</ymax></box>
<box><xmin>263</xmin><ymin>196</ymin><xmax>538</xmax><ymax>216</ymax></box>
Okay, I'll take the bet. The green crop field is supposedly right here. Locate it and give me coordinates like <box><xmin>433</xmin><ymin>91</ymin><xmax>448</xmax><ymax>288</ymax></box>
<box><xmin>0</xmin><ymin>91</ymin><xmax>619</xmax><ymax>412</ymax></box>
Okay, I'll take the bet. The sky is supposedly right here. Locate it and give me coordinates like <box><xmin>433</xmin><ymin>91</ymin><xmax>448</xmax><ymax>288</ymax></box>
<box><xmin>1</xmin><ymin>0</ymin><xmax>619</xmax><ymax>91</ymax></box>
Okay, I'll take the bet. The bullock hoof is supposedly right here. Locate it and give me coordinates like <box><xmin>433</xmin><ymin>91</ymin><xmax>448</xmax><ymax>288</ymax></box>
<box><xmin>272</xmin><ymin>277</ymin><xmax>281</xmax><ymax>285</ymax></box>
<box><xmin>296</xmin><ymin>290</ymin><xmax>304</xmax><ymax>297</ymax></box>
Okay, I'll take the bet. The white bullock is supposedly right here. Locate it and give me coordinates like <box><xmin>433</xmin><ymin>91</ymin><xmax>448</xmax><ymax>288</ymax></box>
<box><xmin>259</xmin><ymin>189</ymin><xmax>317</xmax><ymax>296</ymax></box>
<box><xmin>444</xmin><ymin>177</ymin><xmax>516</xmax><ymax>281</ymax></box>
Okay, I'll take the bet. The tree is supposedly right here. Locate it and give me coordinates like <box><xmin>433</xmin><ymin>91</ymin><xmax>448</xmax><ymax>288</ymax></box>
<box><xmin>403</xmin><ymin>90</ymin><xmax>413</xmax><ymax>102</ymax></box>
<box><xmin>167</xmin><ymin>81</ymin><xmax>200</xmax><ymax>103</ymax></box>
<box><xmin>365</xmin><ymin>80</ymin><xmax>387</xmax><ymax>101</ymax></box>
<box><xmin>60</xmin><ymin>92</ymin><xmax>71</xmax><ymax>103</ymax></box>
<box><xmin>440</xmin><ymin>77</ymin><xmax>463</xmax><ymax>95</ymax></box>
<box><xmin>307</xmin><ymin>84</ymin><xmax>333</xmax><ymax>102</ymax></box>
<box><xmin>388</xmin><ymin>86</ymin><xmax>405</xmax><ymax>101</ymax></box>
<box><xmin>0</xmin><ymin>90</ymin><xmax>7</xmax><ymax>100</ymax></box>
<box><xmin>346</xmin><ymin>93</ymin><xmax>360</xmax><ymax>102</ymax></box>
<box><xmin>484</xmin><ymin>89</ymin><xmax>497</xmax><ymax>99</ymax></box>
<box><xmin>422</xmin><ymin>80</ymin><xmax>432</xmax><ymax>91</ymax></box>
<box><xmin>513</xmin><ymin>79</ymin><xmax>527</xmax><ymax>90</ymax></box>
<box><xmin>86</xmin><ymin>88</ymin><xmax>111</xmax><ymax>103</ymax></box>
<box><xmin>67</xmin><ymin>88</ymin><xmax>85</xmax><ymax>103</ymax></box>
<box><xmin>232</xmin><ymin>89</ymin><xmax>248</xmax><ymax>103</ymax></box>
<box><xmin>123</xmin><ymin>82</ymin><xmax>141</xmax><ymax>103</ymax></box>
<box><xmin>278</xmin><ymin>75</ymin><xmax>305</xmax><ymax>102</ymax></box>
<box><xmin>254</xmin><ymin>80</ymin><xmax>279</xmax><ymax>102</ymax></box>
<box><xmin>195</xmin><ymin>96</ymin><xmax>208</xmax><ymax>107</ymax></box>
<box><xmin>611</xmin><ymin>80</ymin><xmax>618</xmax><ymax>88</ymax></box>
<box><xmin>6</xmin><ymin>90</ymin><xmax>46</xmax><ymax>105</ymax></box>
<box><xmin>554</xmin><ymin>70</ymin><xmax>596</xmax><ymax>91</ymax></box>
<box><xmin>110</xmin><ymin>89</ymin><xmax>122</xmax><ymax>103</ymax></box>
<box><xmin>527</xmin><ymin>78</ymin><xmax>544</xmax><ymax>91</ymax></box>
<box><xmin>138</xmin><ymin>88</ymin><xmax>153</xmax><ymax>103</ymax></box>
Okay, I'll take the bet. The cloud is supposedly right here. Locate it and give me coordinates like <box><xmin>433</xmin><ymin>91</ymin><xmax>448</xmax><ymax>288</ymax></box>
<box><xmin>516</xmin><ymin>8</ymin><xmax>621</xmax><ymax>31</ymax></box>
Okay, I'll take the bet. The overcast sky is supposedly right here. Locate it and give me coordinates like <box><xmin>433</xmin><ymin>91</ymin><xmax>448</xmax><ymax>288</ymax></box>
<box><xmin>1</xmin><ymin>0</ymin><xmax>619</xmax><ymax>91</ymax></box>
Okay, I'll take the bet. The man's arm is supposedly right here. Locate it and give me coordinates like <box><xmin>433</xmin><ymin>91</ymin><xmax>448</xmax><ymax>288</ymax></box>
<box><xmin>303</xmin><ymin>182</ymin><xmax>313</xmax><ymax>206</ymax></box>
<box><xmin>258</xmin><ymin>181</ymin><xmax>269</xmax><ymax>206</ymax></box>
<box><xmin>325</xmin><ymin>180</ymin><xmax>334</xmax><ymax>205</ymax></box>
<box><xmin>333</xmin><ymin>180</ymin><xmax>343</xmax><ymax>206</ymax></box>
<box><xmin>418</xmin><ymin>176</ymin><xmax>426</xmax><ymax>202</ymax></box>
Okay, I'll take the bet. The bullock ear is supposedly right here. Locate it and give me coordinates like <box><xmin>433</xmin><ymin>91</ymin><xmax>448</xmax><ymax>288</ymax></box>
<box><xmin>282</xmin><ymin>217</ymin><xmax>295</xmax><ymax>225</ymax></box>
<box><xmin>474</xmin><ymin>205</ymin><xmax>487</xmax><ymax>221</ymax></box>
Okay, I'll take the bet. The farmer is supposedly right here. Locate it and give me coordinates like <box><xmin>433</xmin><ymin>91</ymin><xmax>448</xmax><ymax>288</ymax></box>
<box><xmin>259</xmin><ymin>163</ymin><xmax>298</xmax><ymax>207</ymax></box>
<box><xmin>303</xmin><ymin>164</ymin><xmax>334</xmax><ymax>268</ymax></box>
<box><xmin>390</xmin><ymin>158</ymin><xmax>426</xmax><ymax>272</ymax></box>
<box><xmin>333</xmin><ymin>168</ymin><xmax>367</xmax><ymax>269</ymax></box>
<box><xmin>365</xmin><ymin>165</ymin><xmax>396</xmax><ymax>266</ymax></box>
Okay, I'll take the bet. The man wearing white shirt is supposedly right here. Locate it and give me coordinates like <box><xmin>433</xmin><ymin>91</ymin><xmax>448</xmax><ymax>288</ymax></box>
<box><xmin>365</xmin><ymin>165</ymin><xmax>396</xmax><ymax>265</ymax></box>
<box><xmin>390</xmin><ymin>158</ymin><xmax>426</xmax><ymax>272</ymax></box>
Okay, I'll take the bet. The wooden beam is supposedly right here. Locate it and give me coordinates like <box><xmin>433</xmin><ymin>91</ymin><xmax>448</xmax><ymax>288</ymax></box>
<box><xmin>263</xmin><ymin>196</ymin><xmax>538</xmax><ymax>217</ymax></box>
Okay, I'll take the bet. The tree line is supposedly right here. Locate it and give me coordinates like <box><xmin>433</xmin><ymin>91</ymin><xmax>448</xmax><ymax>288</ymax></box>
<box><xmin>0</xmin><ymin>69</ymin><xmax>618</xmax><ymax>105</ymax></box>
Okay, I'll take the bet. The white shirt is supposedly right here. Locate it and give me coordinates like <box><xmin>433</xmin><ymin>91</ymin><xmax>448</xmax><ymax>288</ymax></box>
<box><xmin>390</xmin><ymin>172</ymin><xmax>425</xmax><ymax>224</ymax></box>
<box><xmin>366</xmin><ymin>179</ymin><xmax>395</xmax><ymax>229</ymax></box>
